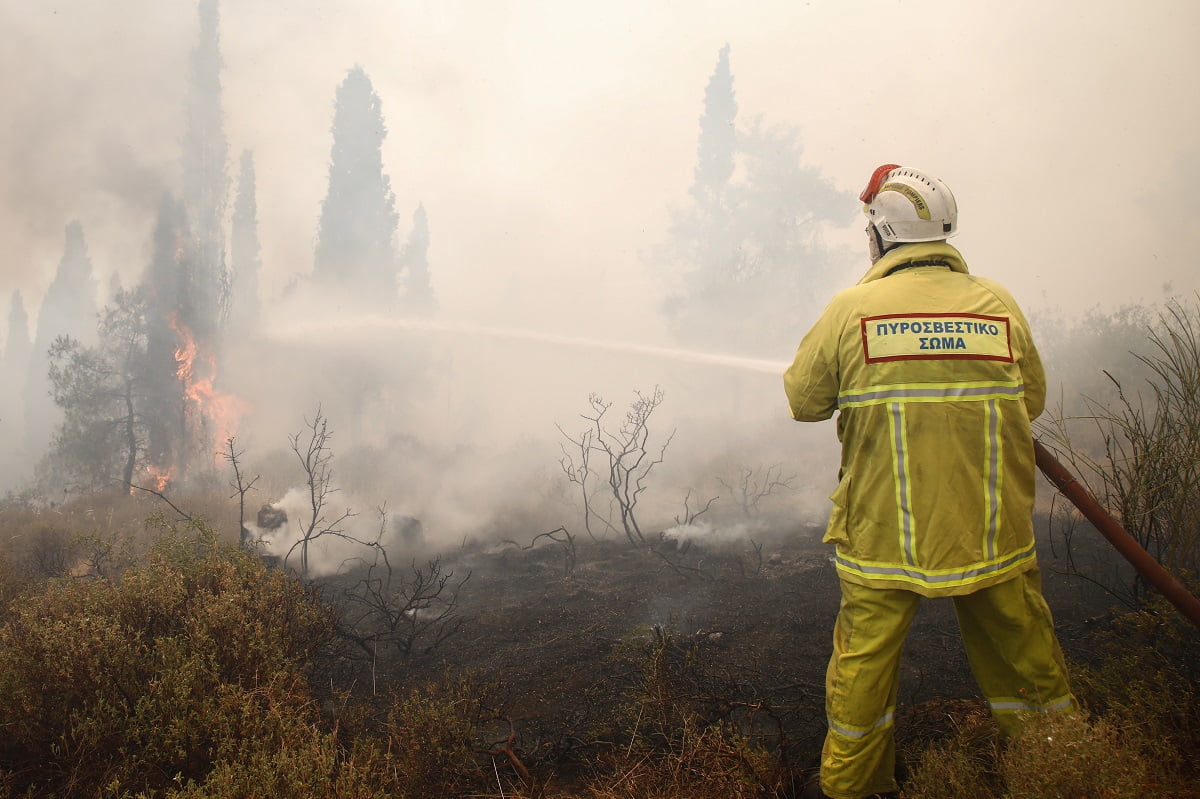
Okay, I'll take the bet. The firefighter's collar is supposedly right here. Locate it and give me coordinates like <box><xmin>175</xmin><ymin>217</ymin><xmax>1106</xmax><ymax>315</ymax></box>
<box><xmin>857</xmin><ymin>241</ymin><xmax>969</xmax><ymax>286</ymax></box>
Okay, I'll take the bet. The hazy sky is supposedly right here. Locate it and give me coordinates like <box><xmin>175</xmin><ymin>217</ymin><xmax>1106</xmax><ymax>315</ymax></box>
<box><xmin>3</xmin><ymin>0</ymin><xmax>1199</xmax><ymax>349</ymax></box>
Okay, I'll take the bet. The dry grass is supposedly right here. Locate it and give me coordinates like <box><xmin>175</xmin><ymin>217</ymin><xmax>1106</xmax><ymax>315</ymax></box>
<box><xmin>900</xmin><ymin>708</ymin><xmax>1181</xmax><ymax>799</ymax></box>
<box><xmin>581</xmin><ymin>718</ymin><xmax>779</xmax><ymax>799</ymax></box>
<box><xmin>999</xmin><ymin>712</ymin><xmax>1154</xmax><ymax>799</ymax></box>
<box><xmin>1040</xmin><ymin>295</ymin><xmax>1200</xmax><ymax>603</ymax></box>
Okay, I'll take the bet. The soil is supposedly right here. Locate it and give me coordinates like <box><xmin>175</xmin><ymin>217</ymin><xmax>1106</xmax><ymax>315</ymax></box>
<box><xmin>333</xmin><ymin>516</ymin><xmax>1123</xmax><ymax>781</ymax></box>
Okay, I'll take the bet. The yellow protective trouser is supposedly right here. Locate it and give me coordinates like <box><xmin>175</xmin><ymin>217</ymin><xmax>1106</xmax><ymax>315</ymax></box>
<box><xmin>820</xmin><ymin>569</ymin><xmax>1076</xmax><ymax>799</ymax></box>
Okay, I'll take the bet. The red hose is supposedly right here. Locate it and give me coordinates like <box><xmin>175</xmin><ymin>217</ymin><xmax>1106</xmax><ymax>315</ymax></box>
<box><xmin>1034</xmin><ymin>439</ymin><xmax>1200</xmax><ymax>630</ymax></box>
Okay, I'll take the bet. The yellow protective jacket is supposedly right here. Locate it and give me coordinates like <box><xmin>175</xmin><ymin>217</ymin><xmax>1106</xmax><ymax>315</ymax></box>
<box><xmin>784</xmin><ymin>241</ymin><xmax>1046</xmax><ymax>597</ymax></box>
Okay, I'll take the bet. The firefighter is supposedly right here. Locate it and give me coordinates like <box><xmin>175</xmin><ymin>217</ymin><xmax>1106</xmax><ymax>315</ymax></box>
<box><xmin>784</xmin><ymin>165</ymin><xmax>1075</xmax><ymax>799</ymax></box>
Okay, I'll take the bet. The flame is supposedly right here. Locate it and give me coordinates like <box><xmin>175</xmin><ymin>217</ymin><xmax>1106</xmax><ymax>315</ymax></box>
<box><xmin>174</xmin><ymin>322</ymin><xmax>198</xmax><ymax>384</ymax></box>
<box><xmin>169</xmin><ymin>314</ymin><xmax>251</xmax><ymax>460</ymax></box>
<box><xmin>146</xmin><ymin>466</ymin><xmax>173</xmax><ymax>493</ymax></box>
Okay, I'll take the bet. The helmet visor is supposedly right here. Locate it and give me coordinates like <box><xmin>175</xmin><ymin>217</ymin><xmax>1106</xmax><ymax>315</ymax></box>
<box><xmin>859</xmin><ymin>163</ymin><xmax>901</xmax><ymax>204</ymax></box>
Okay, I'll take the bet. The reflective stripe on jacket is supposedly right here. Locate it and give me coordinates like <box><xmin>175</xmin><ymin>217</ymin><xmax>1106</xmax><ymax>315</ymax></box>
<box><xmin>784</xmin><ymin>242</ymin><xmax>1046</xmax><ymax>597</ymax></box>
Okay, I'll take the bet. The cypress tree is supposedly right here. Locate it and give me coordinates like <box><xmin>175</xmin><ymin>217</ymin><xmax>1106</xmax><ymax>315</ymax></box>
<box><xmin>138</xmin><ymin>195</ymin><xmax>192</xmax><ymax>480</ymax></box>
<box><xmin>229</xmin><ymin>150</ymin><xmax>262</xmax><ymax>333</ymax></box>
<box><xmin>662</xmin><ymin>45</ymin><xmax>855</xmax><ymax>355</ymax></box>
<box><xmin>399</xmin><ymin>203</ymin><xmax>436</xmax><ymax>314</ymax></box>
<box><xmin>181</xmin><ymin>0</ymin><xmax>230</xmax><ymax>344</ymax></box>
<box><xmin>691</xmin><ymin>43</ymin><xmax>737</xmax><ymax>213</ymax></box>
<box><xmin>4</xmin><ymin>291</ymin><xmax>32</xmax><ymax>388</ymax></box>
<box><xmin>25</xmin><ymin>221</ymin><xmax>99</xmax><ymax>463</ymax></box>
<box><xmin>314</xmin><ymin>65</ymin><xmax>401</xmax><ymax>311</ymax></box>
<box><xmin>0</xmin><ymin>292</ymin><xmax>33</xmax><ymax>487</ymax></box>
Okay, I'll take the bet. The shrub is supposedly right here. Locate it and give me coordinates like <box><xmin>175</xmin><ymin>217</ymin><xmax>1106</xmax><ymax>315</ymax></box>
<box><xmin>0</xmin><ymin>549</ymin><xmax>30</xmax><ymax>615</ymax></box>
<box><xmin>899</xmin><ymin>709</ymin><xmax>1161</xmax><ymax>799</ymax></box>
<box><xmin>1041</xmin><ymin>294</ymin><xmax>1200</xmax><ymax>604</ymax></box>
<box><xmin>999</xmin><ymin>711</ymin><xmax>1153</xmax><ymax>799</ymax></box>
<box><xmin>901</xmin><ymin>744</ymin><xmax>998</xmax><ymax>799</ymax></box>
<box><xmin>0</xmin><ymin>523</ymin><xmax>333</xmax><ymax>797</ymax></box>
<box><xmin>148</xmin><ymin>673</ymin><xmax>501</xmax><ymax>799</ymax></box>
<box><xmin>368</xmin><ymin>673</ymin><xmax>494</xmax><ymax>798</ymax></box>
<box><xmin>608</xmin><ymin>624</ymin><xmax>736</xmax><ymax>743</ymax></box>
<box><xmin>1070</xmin><ymin>591</ymin><xmax>1200</xmax><ymax>788</ymax></box>
<box><xmin>899</xmin><ymin>596</ymin><xmax>1200</xmax><ymax>799</ymax></box>
<box><xmin>0</xmin><ymin>492</ymin><xmax>151</xmax><ymax>581</ymax></box>
<box><xmin>584</xmin><ymin>717</ymin><xmax>777</xmax><ymax>799</ymax></box>
<box><xmin>896</xmin><ymin>700</ymin><xmax>1002</xmax><ymax>799</ymax></box>
<box><xmin>584</xmin><ymin>625</ymin><xmax>784</xmax><ymax>799</ymax></box>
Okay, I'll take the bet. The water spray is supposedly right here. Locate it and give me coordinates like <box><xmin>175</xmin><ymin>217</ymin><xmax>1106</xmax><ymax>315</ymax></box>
<box><xmin>270</xmin><ymin>314</ymin><xmax>788</xmax><ymax>375</ymax></box>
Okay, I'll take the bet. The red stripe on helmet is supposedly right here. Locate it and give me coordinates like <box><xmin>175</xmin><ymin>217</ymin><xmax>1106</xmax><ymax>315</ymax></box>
<box><xmin>859</xmin><ymin>163</ymin><xmax>901</xmax><ymax>203</ymax></box>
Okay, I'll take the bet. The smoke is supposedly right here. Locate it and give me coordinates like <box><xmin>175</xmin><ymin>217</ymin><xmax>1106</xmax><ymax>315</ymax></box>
<box><xmin>661</xmin><ymin>519</ymin><xmax>768</xmax><ymax>550</ymax></box>
<box><xmin>1</xmin><ymin>4</ymin><xmax>187</xmax><ymax>298</ymax></box>
<box><xmin>8</xmin><ymin>2</ymin><xmax>1195</xmax><ymax>573</ymax></box>
<box><xmin>247</xmin><ymin>486</ymin><xmax>427</xmax><ymax>577</ymax></box>
<box><xmin>223</xmin><ymin>299</ymin><xmax>835</xmax><ymax>572</ymax></box>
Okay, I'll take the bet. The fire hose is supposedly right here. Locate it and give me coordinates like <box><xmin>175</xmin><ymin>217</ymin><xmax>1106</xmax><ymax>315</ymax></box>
<box><xmin>1033</xmin><ymin>439</ymin><xmax>1200</xmax><ymax>630</ymax></box>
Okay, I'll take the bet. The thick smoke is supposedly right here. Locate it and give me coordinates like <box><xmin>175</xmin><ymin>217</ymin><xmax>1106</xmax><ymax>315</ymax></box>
<box><xmin>4</xmin><ymin>3</ymin><xmax>1198</xmax><ymax>579</ymax></box>
<box><xmin>245</xmin><ymin>486</ymin><xmax>425</xmax><ymax>577</ymax></box>
<box><xmin>219</xmin><ymin>300</ymin><xmax>839</xmax><ymax>575</ymax></box>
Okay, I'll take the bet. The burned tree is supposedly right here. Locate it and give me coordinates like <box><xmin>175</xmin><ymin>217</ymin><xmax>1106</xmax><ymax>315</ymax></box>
<box><xmin>559</xmin><ymin>387</ymin><xmax>675</xmax><ymax>546</ymax></box>
<box><xmin>285</xmin><ymin>406</ymin><xmax>356</xmax><ymax>579</ymax></box>
<box><xmin>223</xmin><ymin>436</ymin><xmax>259</xmax><ymax>548</ymax></box>
<box><xmin>525</xmin><ymin>526</ymin><xmax>577</xmax><ymax>578</ymax></box>
<box><xmin>338</xmin><ymin>518</ymin><xmax>470</xmax><ymax>663</ymax></box>
<box><xmin>717</xmin><ymin>464</ymin><xmax>796</xmax><ymax>518</ymax></box>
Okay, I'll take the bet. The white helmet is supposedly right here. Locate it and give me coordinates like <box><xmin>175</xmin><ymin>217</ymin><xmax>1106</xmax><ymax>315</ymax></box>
<box><xmin>859</xmin><ymin>164</ymin><xmax>958</xmax><ymax>244</ymax></box>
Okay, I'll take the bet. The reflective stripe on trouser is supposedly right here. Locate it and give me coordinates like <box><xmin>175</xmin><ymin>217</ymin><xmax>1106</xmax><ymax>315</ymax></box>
<box><xmin>821</xmin><ymin>569</ymin><xmax>1075</xmax><ymax>799</ymax></box>
<box><xmin>953</xmin><ymin>567</ymin><xmax>1076</xmax><ymax>737</ymax></box>
<box><xmin>821</xmin><ymin>579</ymin><xmax>916</xmax><ymax>799</ymax></box>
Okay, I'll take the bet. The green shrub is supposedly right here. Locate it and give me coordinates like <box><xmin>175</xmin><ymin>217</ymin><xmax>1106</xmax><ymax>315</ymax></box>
<box><xmin>0</xmin><ymin>524</ymin><xmax>333</xmax><ymax>797</ymax></box>
<box><xmin>158</xmin><ymin>684</ymin><xmax>370</xmax><ymax>799</ymax></box>
<box><xmin>369</xmin><ymin>673</ymin><xmax>494</xmax><ymax>798</ymax></box>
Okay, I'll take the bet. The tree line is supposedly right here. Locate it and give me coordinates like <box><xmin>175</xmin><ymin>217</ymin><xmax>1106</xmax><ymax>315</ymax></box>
<box><xmin>0</xmin><ymin>1</ymin><xmax>436</xmax><ymax>500</ymax></box>
<box><xmin>3</xmin><ymin>26</ymin><xmax>916</xmax><ymax>506</ymax></box>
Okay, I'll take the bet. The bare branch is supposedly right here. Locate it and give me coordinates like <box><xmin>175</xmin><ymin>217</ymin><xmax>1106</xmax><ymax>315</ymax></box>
<box><xmin>674</xmin><ymin>488</ymin><xmax>719</xmax><ymax>526</ymax></box>
<box><xmin>717</xmin><ymin>464</ymin><xmax>796</xmax><ymax>518</ymax></box>
<box><xmin>283</xmin><ymin>405</ymin><xmax>360</xmax><ymax>579</ymax></box>
<box><xmin>559</xmin><ymin>387</ymin><xmax>673</xmax><ymax>546</ymax></box>
<box><xmin>337</xmin><ymin>552</ymin><xmax>471</xmax><ymax>659</ymax></box>
<box><xmin>126</xmin><ymin>480</ymin><xmax>194</xmax><ymax>524</ymax></box>
<box><xmin>223</xmin><ymin>436</ymin><xmax>260</xmax><ymax>548</ymax></box>
<box><xmin>525</xmin><ymin>526</ymin><xmax>577</xmax><ymax>577</ymax></box>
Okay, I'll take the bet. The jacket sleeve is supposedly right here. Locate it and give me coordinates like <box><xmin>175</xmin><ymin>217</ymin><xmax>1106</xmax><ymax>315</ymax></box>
<box><xmin>783</xmin><ymin>302</ymin><xmax>842</xmax><ymax>422</ymax></box>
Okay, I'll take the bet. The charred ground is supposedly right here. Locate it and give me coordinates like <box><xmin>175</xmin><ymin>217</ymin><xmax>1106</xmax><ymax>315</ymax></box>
<box><xmin>323</xmin><ymin>515</ymin><xmax>1123</xmax><ymax>782</ymax></box>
